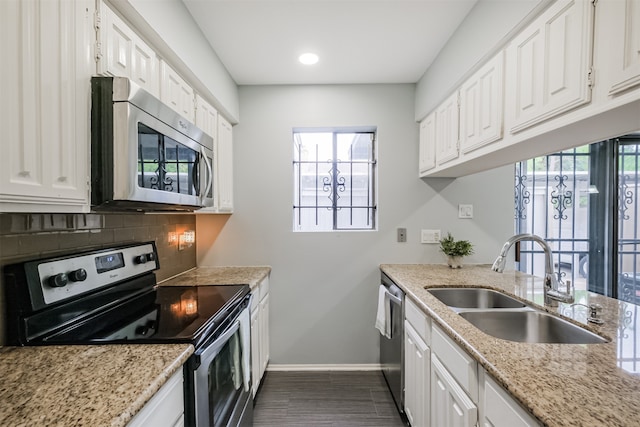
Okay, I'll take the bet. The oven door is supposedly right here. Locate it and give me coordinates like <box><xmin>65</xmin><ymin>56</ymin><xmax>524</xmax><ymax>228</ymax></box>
<box><xmin>193</xmin><ymin>305</ymin><xmax>252</xmax><ymax>427</ymax></box>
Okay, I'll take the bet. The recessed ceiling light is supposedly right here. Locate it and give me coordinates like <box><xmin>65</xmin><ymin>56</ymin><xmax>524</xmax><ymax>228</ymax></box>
<box><xmin>299</xmin><ymin>53</ymin><xmax>319</xmax><ymax>65</ymax></box>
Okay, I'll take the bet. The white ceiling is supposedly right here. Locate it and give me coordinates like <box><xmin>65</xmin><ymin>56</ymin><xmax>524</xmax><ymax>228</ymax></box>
<box><xmin>182</xmin><ymin>0</ymin><xmax>478</xmax><ymax>86</ymax></box>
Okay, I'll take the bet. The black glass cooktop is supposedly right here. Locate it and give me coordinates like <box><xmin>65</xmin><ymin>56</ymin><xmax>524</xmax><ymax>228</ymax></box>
<box><xmin>17</xmin><ymin>282</ymin><xmax>249</xmax><ymax>348</ymax></box>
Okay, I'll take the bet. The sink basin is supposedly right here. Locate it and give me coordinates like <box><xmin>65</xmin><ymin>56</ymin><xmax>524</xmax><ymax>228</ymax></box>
<box><xmin>427</xmin><ymin>288</ymin><xmax>526</xmax><ymax>309</ymax></box>
<box><xmin>459</xmin><ymin>310</ymin><xmax>608</xmax><ymax>344</ymax></box>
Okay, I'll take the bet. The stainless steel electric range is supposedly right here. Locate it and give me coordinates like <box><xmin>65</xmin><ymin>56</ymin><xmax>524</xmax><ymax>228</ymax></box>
<box><xmin>3</xmin><ymin>241</ymin><xmax>253</xmax><ymax>427</ymax></box>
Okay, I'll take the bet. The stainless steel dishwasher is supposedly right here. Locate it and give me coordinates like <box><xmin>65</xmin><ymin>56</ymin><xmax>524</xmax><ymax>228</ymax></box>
<box><xmin>379</xmin><ymin>272</ymin><xmax>405</xmax><ymax>416</ymax></box>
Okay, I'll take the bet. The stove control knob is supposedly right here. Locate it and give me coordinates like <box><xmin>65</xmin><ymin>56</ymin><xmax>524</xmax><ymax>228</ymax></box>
<box><xmin>69</xmin><ymin>268</ymin><xmax>87</xmax><ymax>282</ymax></box>
<box><xmin>49</xmin><ymin>273</ymin><xmax>68</xmax><ymax>288</ymax></box>
<box><xmin>145</xmin><ymin>252</ymin><xmax>156</xmax><ymax>262</ymax></box>
<box><xmin>134</xmin><ymin>254</ymin><xmax>148</xmax><ymax>264</ymax></box>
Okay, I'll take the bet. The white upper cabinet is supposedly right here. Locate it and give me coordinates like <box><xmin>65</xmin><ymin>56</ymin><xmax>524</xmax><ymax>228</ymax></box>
<box><xmin>459</xmin><ymin>51</ymin><xmax>505</xmax><ymax>154</ymax></box>
<box><xmin>195</xmin><ymin>95</ymin><xmax>218</xmax><ymax>141</ymax></box>
<box><xmin>419</xmin><ymin>112</ymin><xmax>437</xmax><ymax>175</ymax></box>
<box><xmin>506</xmin><ymin>0</ymin><xmax>595</xmax><ymax>134</ymax></box>
<box><xmin>160</xmin><ymin>60</ymin><xmax>195</xmax><ymax>123</ymax></box>
<box><xmin>436</xmin><ymin>91</ymin><xmax>460</xmax><ymax>166</ymax></box>
<box><xmin>97</xmin><ymin>2</ymin><xmax>159</xmax><ymax>98</ymax></box>
<box><xmin>607</xmin><ymin>0</ymin><xmax>640</xmax><ymax>95</ymax></box>
<box><xmin>216</xmin><ymin>115</ymin><xmax>234</xmax><ymax>212</ymax></box>
<box><xmin>0</xmin><ymin>0</ymin><xmax>92</xmax><ymax>212</ymax></box>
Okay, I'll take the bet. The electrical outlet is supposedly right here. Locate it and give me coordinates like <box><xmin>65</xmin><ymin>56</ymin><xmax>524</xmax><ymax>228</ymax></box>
<box><xmin>458</xmin><ymin>204</ymin><xmax>473</xmax><ymax>219</ymax></box>
<box><xmin>421</xmin><ymin>229</ymin><xmax>441</xmax><ymax>244</ymax></box>
<box><xmin>397</xmin><ymin>228</ymin><xmax>407</xmax><ymax>243</ymax></box>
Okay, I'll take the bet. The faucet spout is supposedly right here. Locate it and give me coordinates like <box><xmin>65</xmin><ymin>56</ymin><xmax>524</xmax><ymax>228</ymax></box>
<box><xmin>492</xmin><ymin>233</ymin><xmax>574</xmax><ymax>305</ymax></box>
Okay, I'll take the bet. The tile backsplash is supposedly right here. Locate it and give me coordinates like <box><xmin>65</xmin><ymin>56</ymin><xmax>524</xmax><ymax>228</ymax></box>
<box><xmin>0</xmin><ymin>212</ymin><xmax>198</xmax><ymax>346</ymax></box>
<box><xmin>0</xmin><ymin>213</ymin><xmax>197</xmax><ymax>281</ymax></box>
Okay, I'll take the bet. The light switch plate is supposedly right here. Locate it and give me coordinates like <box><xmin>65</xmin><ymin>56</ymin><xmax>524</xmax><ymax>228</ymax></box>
<box><xmin>421</xmin><ymin>229</ymin><xmax>441</xmax><ymax>244</ymax></box>
<box><xmin>458</xmin><ymin>204</ymin><xmax>473</xmax><ymax>219</ymax></box>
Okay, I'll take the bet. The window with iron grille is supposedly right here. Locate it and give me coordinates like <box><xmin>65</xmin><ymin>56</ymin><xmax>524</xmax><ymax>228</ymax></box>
<box><xmin>293</xmin><ymin>128</ymin><xmax>377</xmax><ymax>231</ymax></box>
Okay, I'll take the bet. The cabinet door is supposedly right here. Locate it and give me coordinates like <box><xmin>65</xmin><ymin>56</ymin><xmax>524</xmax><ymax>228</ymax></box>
<box><xmin>404</xmin><ymin>321</ymin><xmax>430</xmax><ymax>427</ymax></box>
<box><xmin>507</xmin><ymin>0</ymin><xmax>594</xmax><ymax>133</ymax></box>
<box><xmin>481</xmin><ymin>374</ymin><xmax>540</xmax><ymax>427</ymax></box>
<box><xmin>98</xmin><ymin>3</ymin><xmax>159</xmax><ymax>97</ymax></box>
<box><xmin>127</xmin><ymin>369</ymin><xmax>184</xmax><ymax>427</ymax></box>
<box><xmin>459</xmin><ymin>51</ymin><xmax>504</xmax><ymax>154</ymax></box>
<box><xmin>0</xmin><ymin>0</ymin><xmax>91</xmax><ymax>212</ymax></box>
<box><xmin>216</xmin><ymin>115</ymin><xmax>234</xmax><ymax>212</ymax></box>
<box><xmin>160</xmin><ymin>61</ymin><xmax>195</xmax><ymax>122</ymax></box>
<box><xmin>436</xmin><ymin>92</ymin><xmax>459</xmax><ymax>166</ymax></box>
<box><xmin>608</xmin><ymin>0</ymin><xmax>640</xmax><ymax>95</ymax></box>
<box><xmin>431</xmin><ymin>356</ymin><xmax>477</xmax><ymax>427</ymax></box>
<box><xmin>195</xmin><ymin>94</ymin><xmax>218</xmax><ymax>141</ymax></box>
<box><xmin>250</xmin><ymin>305</ymin><xmax>260</xmax><ymax>397</ymax></box>
<box><xmin>419</xmin><ymin>112</ymin><xmax>437</xmax><ymax>175</ymax></box>
<box><xmin>259</xmin><ymin>292</ymin><xmax>270</xmax><ymax>375</ymax></box>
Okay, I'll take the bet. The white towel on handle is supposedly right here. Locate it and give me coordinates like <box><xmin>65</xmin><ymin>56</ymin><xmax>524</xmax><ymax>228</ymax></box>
<box><xmin>375</xmin><ymin>285</ymin><xmax>391</xmax><ymax>339</ymax></box>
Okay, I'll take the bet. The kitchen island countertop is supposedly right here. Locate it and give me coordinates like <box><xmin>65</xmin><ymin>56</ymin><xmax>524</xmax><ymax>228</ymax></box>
<box><xmin>380</xmin><ymin>263</ymin><xmax>640</xmax><ymax>427</ymax></box>
<box><xmin>0</xmin><ymin>344</ymin><xmax>193</xmax><ymax>427</ymax></box>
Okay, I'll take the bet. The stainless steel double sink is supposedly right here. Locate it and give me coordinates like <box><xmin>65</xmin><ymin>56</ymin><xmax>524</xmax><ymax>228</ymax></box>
<box><xmin>427</xmin><ymin>288</ymin><xmax>608</xmax><ymax>344</ymax></box>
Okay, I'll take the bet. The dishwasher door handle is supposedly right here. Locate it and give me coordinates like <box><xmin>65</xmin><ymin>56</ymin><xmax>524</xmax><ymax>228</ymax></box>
<box><xmin>385</xmin><ymin>290</ymin><xmax>402</xmax><ymax>306</ymax></box>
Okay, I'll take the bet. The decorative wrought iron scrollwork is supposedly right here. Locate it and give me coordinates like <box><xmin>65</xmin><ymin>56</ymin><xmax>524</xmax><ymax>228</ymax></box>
<box><xmin>618</xmin><ymin>174</ymin><xmax>633</xmax><ymax>221</ymax></box>
<box><xmin>323</xmin><ymin>165</ymin><xmax>346</xmax><ymax>206</ymax></box>
<box><xmin>514</xmin><ymin>171</ymin><xmax>530</xmax><ymax>220</ymax></box>
<box><xmin>550</xmin><ymin>174</ymin><xmax>572</xmax><ymax>220</ymax></box>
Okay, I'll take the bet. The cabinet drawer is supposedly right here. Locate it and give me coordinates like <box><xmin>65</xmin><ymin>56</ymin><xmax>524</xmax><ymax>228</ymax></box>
<box><xmin>405</xmin><ymin>297</ymin><xmax>430</xmax><ymax>344</ymax></box>
<box><xmin>432</xmin><ymin>325</ymin><xmax>478</xmax><ymax>402</ymax></box>
<box><xmin>484</xmin><ymin>374</ymin><xmax>540</xmax><ymax>427</ymax></box>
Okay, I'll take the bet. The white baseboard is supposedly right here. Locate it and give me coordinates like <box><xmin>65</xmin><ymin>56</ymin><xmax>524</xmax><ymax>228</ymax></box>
<box><xmin>266</xmin><ymin>364</ymin><xmax>381</xmax><ymax>372</ymax></box>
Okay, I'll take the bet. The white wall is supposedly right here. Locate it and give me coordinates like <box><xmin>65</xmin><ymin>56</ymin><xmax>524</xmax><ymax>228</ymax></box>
<box><xmin>120</xmin><ymin>0</ymin><xmax>240</xmax><ymax>122</ymax></box>
<box><xmin>197</xmin><ymin>84</ymin><xmax>514</xmax><ymax>365</ymax></box>
<box><xmin>415</xmin><ymin>0</ymin><xmax>544</xmax><ymax>121</ymax></box>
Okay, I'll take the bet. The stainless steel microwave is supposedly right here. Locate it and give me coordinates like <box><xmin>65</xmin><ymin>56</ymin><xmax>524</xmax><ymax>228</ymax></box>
<box><xmin>91</xmin><ymin>77</ymin><xmax>214</xmax><ymax>211</ymax></box>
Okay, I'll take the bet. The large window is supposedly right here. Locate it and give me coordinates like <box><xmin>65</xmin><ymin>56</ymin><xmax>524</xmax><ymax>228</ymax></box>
<box><xmin>515</xmin><ymin>132</ymin><xmax>640</xmax><ymax>303</ymax></box>
<box><xmin>293</xmin><ymin>129</ymin><xmax>377</xmax><ymax>232</ymax></box>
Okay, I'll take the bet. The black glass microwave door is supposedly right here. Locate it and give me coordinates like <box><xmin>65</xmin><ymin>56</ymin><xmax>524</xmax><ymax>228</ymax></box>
<box><xmin>137</xmin><ymin>123</ymin><xmax>199</xmax><ymax>196</ymax></box>
<box><xmin>209</xmin><ymin>330</ymin><xmax>244</xmax><ymax>427</ymax></box>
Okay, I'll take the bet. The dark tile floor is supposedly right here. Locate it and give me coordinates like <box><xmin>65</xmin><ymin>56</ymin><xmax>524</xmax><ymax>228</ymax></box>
<box><xmin>253</xmin><ymin>370</ymin><xmax>408</xmax><ymax>427</ymax></box>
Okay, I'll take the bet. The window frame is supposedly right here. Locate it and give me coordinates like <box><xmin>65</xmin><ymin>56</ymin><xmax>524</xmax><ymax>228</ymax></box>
<box><xmin>292</xmin><ymin>127</ymin><xmax>378</xmax><ymax>232</ymax></box>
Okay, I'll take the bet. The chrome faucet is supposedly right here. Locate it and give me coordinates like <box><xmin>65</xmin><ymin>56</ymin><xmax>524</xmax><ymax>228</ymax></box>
<box><xmin>492</xmin><ymin>234</ymin><xmax>574</xmax><ymax>305</ymax></box>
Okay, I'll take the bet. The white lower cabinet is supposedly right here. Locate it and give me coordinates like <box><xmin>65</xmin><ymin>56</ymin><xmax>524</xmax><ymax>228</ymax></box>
<box><xmin>404</xmin><ymin>297</ymin><xmax>431</xmax><ymax>427</ymax></box>
<box><xmin>403</xmin><ymin>309</ymin><xmax>542</xmax><ymax>427</ymax></box>
<box><xmin>479</xmin><ymin>371</ymin><xmax>541</xmax><ymax>427</ymax></box>
<box><xmin>251</xmin><ymin>276</ymin><xmax>270</xmax><ymax>396</ymax></box>
<box><xmin>127</xmin><ymin>369</ymin><xmax>184</xmax><ymax>427</ymax></box>
<box><xmin>431</xmin><ymin>355</ymin><xmax>477</xmax><ymax>427</ymax></box>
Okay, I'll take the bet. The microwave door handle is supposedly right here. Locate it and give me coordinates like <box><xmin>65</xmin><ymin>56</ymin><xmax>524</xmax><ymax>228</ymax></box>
<box><xmin>200</xmin><ymin>147</ymin><xmax>213</xmax><ymax>205</ymax></box>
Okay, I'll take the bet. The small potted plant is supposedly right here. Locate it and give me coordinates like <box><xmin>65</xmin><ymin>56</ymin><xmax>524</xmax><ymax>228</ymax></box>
<box><xmin>439</xmin><ymin>232</ymin><xmax>474</xmax><ymax>268</ymax></box>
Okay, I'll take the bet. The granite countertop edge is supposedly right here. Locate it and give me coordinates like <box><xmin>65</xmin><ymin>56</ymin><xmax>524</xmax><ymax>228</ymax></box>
<box><xmin>111</xmin><ymin>344</ymin><xmax>194</xmax><ymax>427</ymax></box>
<box><xmin>159</xmin><ymin>266</ymin><xmax>272</xmax><ymax>290</ymax></box>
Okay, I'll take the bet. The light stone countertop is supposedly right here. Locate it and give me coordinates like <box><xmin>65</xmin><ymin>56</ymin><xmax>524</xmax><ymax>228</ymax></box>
<box><xmin>380</xmin><ymin>263</ymin><xmax>640</xmax><ymax>427</ymax></box>
<box><xmin>0</xmin><ymin>343</ymin><xmax>193</xmax><ymax>427</ymax></box>
<box><xmin>159</xmin><ymin>266</ymin><xmax>271</xmax><ymax>290</ymax></box>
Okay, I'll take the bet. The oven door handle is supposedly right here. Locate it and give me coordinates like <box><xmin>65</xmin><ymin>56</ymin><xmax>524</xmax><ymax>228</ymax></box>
<box><xmin>200</xmin><ymin>146</ymin><xmax>213</xmax><ymax>206</ymax></box>
<box><xmin>196</xmin><ymin>318</ymin><xmax>241</xmax><ymax>368</ymax></box>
